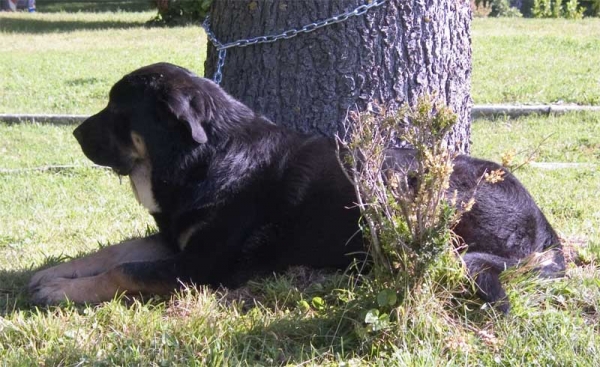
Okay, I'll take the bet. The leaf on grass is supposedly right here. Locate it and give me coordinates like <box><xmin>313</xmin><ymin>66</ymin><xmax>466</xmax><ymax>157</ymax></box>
<box><xmin>377</xmin><ymin>289</ymin><xmax>398</xmax><ymax>308</ymax></box>
<box><xmin>311</xmin><ymin>296</ymin><xmax>325</xmax><ymax>310</ymax></box>
<box><xmin>364</xmin><ymin>309</ymin><xmax>380</xmax><ymax>324</ymax></box>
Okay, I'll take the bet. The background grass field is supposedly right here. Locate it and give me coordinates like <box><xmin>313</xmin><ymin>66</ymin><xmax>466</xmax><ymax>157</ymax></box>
<box><xmin>1</xmin><ymin>12</ymin><xmax>600</xmax><ymax>114</ymax></box>
<box><xmin>0</xmin><ymin>9</ymin><xmax>599</xmax><ymax>366</ymax></box>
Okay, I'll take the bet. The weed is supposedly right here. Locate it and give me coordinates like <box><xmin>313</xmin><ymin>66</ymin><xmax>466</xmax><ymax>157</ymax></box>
<box><xmin>334</xmin><ymin>98</ymin><xmax>477</xmax><ymax>354</ymax></box>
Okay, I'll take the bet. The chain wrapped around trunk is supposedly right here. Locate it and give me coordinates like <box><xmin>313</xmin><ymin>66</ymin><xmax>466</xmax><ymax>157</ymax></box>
<box><xmin>201</xmin><ymin>0</ymin><xmax>388</xmax><ymax>84</ymax></box>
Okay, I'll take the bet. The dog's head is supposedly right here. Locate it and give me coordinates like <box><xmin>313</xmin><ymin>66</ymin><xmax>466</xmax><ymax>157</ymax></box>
<box><xmin>73</xmin><ymin>62</ymin><xmax>256</xmax><ymax>175</ymax></box>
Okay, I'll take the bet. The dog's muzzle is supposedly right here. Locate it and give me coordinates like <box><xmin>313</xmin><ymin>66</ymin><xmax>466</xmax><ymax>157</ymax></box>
<box><xmin>73</xmin><ymin>114</ymin><xmax>135</xmax><ymax>175</ymax></box>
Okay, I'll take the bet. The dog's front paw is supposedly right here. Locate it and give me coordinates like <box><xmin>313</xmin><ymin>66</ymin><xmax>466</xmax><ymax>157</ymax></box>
<box><xmin>29</xmin><ymin>263</ymin><xmax>81</xmax><ymax>291</ymax></box>
<box><xmin>30</xmin><ymin>273</ymin><xmax>119</xmax><ymax>305</ymax></box>
<box><xmin>30</xmin><ymin>277</ymin><xmax>76</xmax><ymax>305</ymax></box>
<box><xmin>29</xmin><ymin>268</ymin><xmax>58</xmax><ymax>290</ymax></box>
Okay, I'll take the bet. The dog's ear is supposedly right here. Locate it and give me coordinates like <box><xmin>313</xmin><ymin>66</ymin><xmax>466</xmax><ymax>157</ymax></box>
<box><xmin>159</xmin><ymin>90</ymin><xmax>209</xmax><ymax>144</ymax></box>
<box><xmin>159</xmin><ymin>79</ymin><xmax>257</xmax><ymax>143</ymax></box>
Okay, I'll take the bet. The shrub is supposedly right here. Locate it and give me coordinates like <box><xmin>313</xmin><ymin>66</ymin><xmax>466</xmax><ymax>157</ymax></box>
<box><xmin>553</xmin><ymin>0</ymin><xmax>564</xmax><ymax>17</ymax></box>
<box><xmin>471</xmin><ymin>0</ymin><xmax>493</xmax><ymax>17</ymax></box>
<box><xmin>490</xmin><ymin>0</ymin><xmax>524</xmax><ymax>16</ymax></box>
<box><xmin>594</xmin><ymin>0</ymin><xmax>600</xmax><ymax>15</ymax></box>
<box><xmin>565</xmin><ymin>0</ymin><xmax>585</xmax><ymax>17</ymax></box>
<box><xmin>533</xmin><ymin>0</ymin><xmax>553</xmax><ymax>16</ymax></box>
<box><xmin>337</xmin><ymin>98</ymin><xmax>472</xmax><ymax>329</ymax></box>
<box><xmin>340</xmin><ymin>99</ymin><xmax>458</xmax><ymax>282</ymax></box>
<box><xmin>151</xmin><ymin>0</ymin><xmax>212</xmax><ymax>25</ymax></box>
<box><xmin>533</xmin><ymin>0</ymin><xmax>584</xmax><ymax>17</ymax></box>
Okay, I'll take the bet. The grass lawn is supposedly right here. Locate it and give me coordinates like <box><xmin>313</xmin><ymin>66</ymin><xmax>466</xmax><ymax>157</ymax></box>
<box><xmin>1</xmin><ymin>12</ymin><xmax>600</xmax><ymax>114</ymax></box>
<box><xmin>472</xmin><ymin>18</ymin><xmax>600</xmax><ymax>106</ymax></box>
<box><xmin>0</xmin><ymin>9</ymin><xmax>599</xmax><ymax>366</ymax></box>
<box><xmin>0</xmin><ymin>113</ymin><xmax>598</xmax><ymax>364</ymax></box>
<box><xmin>0</xmin><ymin>11</ymin><xmax>203</xmax><ymax>114</ymax></box>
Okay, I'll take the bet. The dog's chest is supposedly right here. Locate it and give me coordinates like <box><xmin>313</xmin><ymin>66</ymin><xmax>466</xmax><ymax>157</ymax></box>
<box><xmin>129</xmin><ymin>162</ymin><xmax>161</xmax><ymax>213</ymax></box>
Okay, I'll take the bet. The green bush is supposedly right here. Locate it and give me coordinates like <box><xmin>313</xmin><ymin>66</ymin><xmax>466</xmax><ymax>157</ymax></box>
<box><xmin>565</xmin><ymin>0</ymin><xmax>585</xmax><ymax>17</ymax></box>
<box><xmin>553</xmin><ymin>0</ymin><xmax>564</xmax><ymax>16</ymax></box>
<box><xmin>533</xmin><ymin>0</ymin><xmax>553</xmax><ymax>16</ymax></box>
<box><xmin>533</xmin><ymin>0</ymin><xmax>584</xmax><ymax>17</ymax></box>
<box><xmin>568</xmin><ymin>0</ymin><xmax>599</xmax><ymax>16</ymax></box>
<box><xmin>490</xmin><ymin>0</ymin><xmax>524</xmax><ymax>16</ymax></box>
<box><xmin>333</xmin><ymin>98</ymin><xmax>482</xmax><ymax>350</ymax></box>
<box><xmin>151</xmin><ymin>0</ymin><xmax>212</xmax><ymax>25</ymax></box>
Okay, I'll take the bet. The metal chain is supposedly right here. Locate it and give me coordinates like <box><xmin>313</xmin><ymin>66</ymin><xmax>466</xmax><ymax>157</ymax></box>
<box><xmin>202</xmin><ymin>0</ymin><xmax>388</xmax><ymax>84</ymax></box>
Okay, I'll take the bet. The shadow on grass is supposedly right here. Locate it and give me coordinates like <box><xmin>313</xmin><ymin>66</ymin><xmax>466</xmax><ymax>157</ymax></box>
<box><xmin>36</xmin><ymin>0</ymin><xmax>153</xmax><ymax>13</ymax></box>
<box><xmin>232</xmin><ymin>309</ymin><xmax>361</xmax><ymax>364</ymax></box>
<box><xmin>0</xmin><ymin>267</ymin><xmax>32</xmax><ymax>315</ymax></box>
<box><xmin>0</xmin><ymin>256</ymin><xmax>71</xmax><ymax>315</ymax></box>
<box><xmin>0</xmin><ymin>15</ymin><xmax>148</xmax><ymax>34</ymax></box>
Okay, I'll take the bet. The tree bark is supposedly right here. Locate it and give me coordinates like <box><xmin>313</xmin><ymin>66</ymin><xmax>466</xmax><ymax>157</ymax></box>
<box><xmin>205</xmin><ymin>0</ymin><xmax>472</xmax><ymax>153</ymax></box>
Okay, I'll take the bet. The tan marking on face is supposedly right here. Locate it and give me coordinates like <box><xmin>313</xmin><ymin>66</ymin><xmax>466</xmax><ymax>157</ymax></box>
<box><xmin>128</xmin><ymin>132</ymin><xmax>160</xmax><ymax>213</ymax></box>
<box><xmin>130</xmin><ymin>131</ymin><xmax>147</xmax><ymax>159</ymax></box>
<box><xmin>129</xmin><ymin>161</ymin><xmax>161</xmax><ymax>213</ymax></box>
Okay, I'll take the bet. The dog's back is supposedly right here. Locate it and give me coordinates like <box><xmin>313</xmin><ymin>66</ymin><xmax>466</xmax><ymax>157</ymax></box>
<box><xmin>384</xmin><ymin>148</ymin><xmax>565</xmax><ymax>312</ymax></box>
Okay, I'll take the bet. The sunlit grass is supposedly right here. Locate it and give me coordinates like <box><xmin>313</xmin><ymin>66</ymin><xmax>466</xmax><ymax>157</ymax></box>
<box><xmin>1</xmin><ymin>13</ymin><xmax>600</xmax><ymax>115</ymax></box>
<box><xmin>0</xmin><ymin>113</ymin><xmax>598</xmax><ymax>364</ymax></box>
<box><xmin>472</xmin><ymin>18</ymin><xmax>600</xmax><ymax>105</ymax></box>
<box><xmin>0</xmin><ymin>10</ymin><xmax>599</xmax><ymax>366</ymax></box>
<box><xmin>0</xmin><ymin>11</ymin><xmax>204</xmax><ymax>114</ymax></box>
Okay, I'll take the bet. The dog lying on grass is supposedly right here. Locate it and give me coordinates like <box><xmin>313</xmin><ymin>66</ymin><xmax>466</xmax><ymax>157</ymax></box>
<box><xmin>29</xmin><ymin>63</ymin><xmax>565</xmax><ymax>312</ymax></box>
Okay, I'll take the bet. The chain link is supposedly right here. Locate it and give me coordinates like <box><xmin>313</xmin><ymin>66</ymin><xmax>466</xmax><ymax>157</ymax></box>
<box><xmin>202</xmin><ymin>0</ymin><xmax>387</xmax><ymax>84</ymax></box>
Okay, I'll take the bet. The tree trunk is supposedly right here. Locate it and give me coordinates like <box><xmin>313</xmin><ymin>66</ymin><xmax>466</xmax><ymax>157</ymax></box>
<box><xmin>205</xmin><ymin>0</ymin><xmax>472</xmax><ymax>153</ymax></box>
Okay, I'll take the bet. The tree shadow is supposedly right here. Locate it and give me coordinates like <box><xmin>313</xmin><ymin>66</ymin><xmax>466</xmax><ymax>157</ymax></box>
<box><xmin>0</xmin><ymin>15</ymin><xmax>148</xmax><ymax>34</ymax></box>
<box><xmin>0</xmin><ymin>255</ymin><xmax>76</xmax><ymax>315</ymax></box>
<box><xmin>35</xmin><ymin>0</ymin><xmax>152</xmax><ymax>14</ymax></box>
<box><xmin>230</xmin><ymin>307</ymin><xmax>361</xmax><ymax>364</ymax></box>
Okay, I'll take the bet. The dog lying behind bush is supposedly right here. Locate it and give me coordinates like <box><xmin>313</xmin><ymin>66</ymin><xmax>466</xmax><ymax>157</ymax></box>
<box><xmin>29</xmin><ymin>63</ymin><xmax>565</xmax><ymax>312</ymax></box>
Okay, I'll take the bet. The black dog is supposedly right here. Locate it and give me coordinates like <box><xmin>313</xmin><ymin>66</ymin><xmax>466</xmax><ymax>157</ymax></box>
<box><xmin>29</xmin><ymin>63</ymin><xmax>564</xmax><ymax>312</ymax></box>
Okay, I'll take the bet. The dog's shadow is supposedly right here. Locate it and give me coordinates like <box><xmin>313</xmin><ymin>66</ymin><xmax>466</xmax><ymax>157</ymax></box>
<box><xmin>0</xmin><ymin>267</ymin><xmax>31</xmax><ymax>314</ymax></box>
<box><xmin>0</xmin><ymin>255</ymin><xmax>77</xmax><ymax>314</ymax></box>
<box><xmin>232</xmin><ymin>308</ymin><xmax>357</xmax><ymax>364</ymax></box>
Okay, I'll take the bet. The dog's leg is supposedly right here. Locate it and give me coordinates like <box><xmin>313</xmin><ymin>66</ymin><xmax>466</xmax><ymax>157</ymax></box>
<box><xmin>29</xmin><ymin>235</ymin><xmax>174</xmax><ymax>289</ymax></box>
<box><xmin>532</xmin><ymin>247</ymin><xmax>566</xmax><ymax>278</ymax></box>
<box><xmin>462</xmin><ymin>252</ymin><xmax>518</xmax><ymax>314</ymax></box>
<box><xmin>30</xmin><ymin>256</ymin><xmax>188</xmax><ymax>304</ymax></box>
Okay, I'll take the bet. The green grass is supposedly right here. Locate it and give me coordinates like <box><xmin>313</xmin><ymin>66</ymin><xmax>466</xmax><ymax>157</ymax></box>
<box><xmin>472</xmin><ymin>111</ymin><xmax>600</xmax><ymax>164</ymax></box>
<box><xmin>0</xmin><ymin>11</ymin><xmax>204</xmax><ymax>114</ymax></box>
<box><xmin>0</xmin><ymin>113</ymin><xmax>598</xmax><ymax>365</ymax></box>
<box><xmin>472</xmin><ymin>18</ymin><xmax>600</xmax><ymax>105</ymax></box>
<box><xmin>1</xmin><ymin>13</ymin><xmax>600</xmax><ymax>114</ymax></box>
<box><xmin>0</xmin><ymin>10</ymin><xmax>599</xmax><ymax>366</ymax></box>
